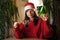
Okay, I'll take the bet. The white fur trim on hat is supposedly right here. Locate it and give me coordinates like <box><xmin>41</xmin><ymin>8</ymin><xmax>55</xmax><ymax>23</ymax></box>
<box><xmin>24</xmin><ymin>6</ymin><xmax>34</xmax><ymax>12</ymax></box>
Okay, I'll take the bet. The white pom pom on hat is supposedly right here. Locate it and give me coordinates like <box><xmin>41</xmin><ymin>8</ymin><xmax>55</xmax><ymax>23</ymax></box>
<box><xmin>24</xmin><ymin>2</ymin><xmax>35</xmax><ymax>12</ymax></box>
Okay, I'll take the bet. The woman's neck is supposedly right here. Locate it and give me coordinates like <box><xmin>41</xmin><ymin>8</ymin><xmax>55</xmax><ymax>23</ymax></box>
<box><xmin>30</xmin><ymin>17</ymin><xmax>34</xmax><ymax>21</ymax></box>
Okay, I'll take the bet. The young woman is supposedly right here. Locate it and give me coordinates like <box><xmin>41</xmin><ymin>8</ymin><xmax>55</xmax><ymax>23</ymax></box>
<box><xmin>13</xmin><ymin>2</ymin><xmax>53</xmax><ymax>39</ymax></box>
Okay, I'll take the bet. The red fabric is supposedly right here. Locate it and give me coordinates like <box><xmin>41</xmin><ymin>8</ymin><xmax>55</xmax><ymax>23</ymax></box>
<box><xmin>24</xmin><ymin>2</ymin><xmax>35</xmax><ymax>8</ymax></box>
<box><xmin>13</xmin><ymin>18</ymin><xmax>53</xmax><ymax>39</ymax></box>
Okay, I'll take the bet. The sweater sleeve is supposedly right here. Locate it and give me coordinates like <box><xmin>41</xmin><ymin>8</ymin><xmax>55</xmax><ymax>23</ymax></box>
<box><xmin>13</xmin><ymin>23</ymin><xmax>24</xmax><ymax>39</ymax></box>
<box><xmin>39</xmin><ymin>19</ymin><xmax>53</xmax><ymax>39</ymax></box>
<box><xmin>43</xmin><ymin>21</ymin><xmax>53</xmax><ymax>38</ymax></box>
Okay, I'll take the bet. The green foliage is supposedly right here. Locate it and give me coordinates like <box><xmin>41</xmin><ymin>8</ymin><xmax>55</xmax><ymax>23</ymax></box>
<box><xmin>39</xmin><ymin>5</ymin><xmax>49</xmax><ymax>14</ymax></box>
<box><xmin>0</xmin><ymin>0</ymin><xmax>18</xmax><ymax>39</ymax></box>
<box><xmin>39</xmin><ymin>0</ymin><xmax>51</xmax><ymax>16</ymax></box>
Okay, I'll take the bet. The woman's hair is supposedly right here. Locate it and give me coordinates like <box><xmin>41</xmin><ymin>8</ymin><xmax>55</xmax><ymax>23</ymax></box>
<box><xmin>24</xmin><ymin>10</ymin><xmax>39</xmax><ymax>27</ymax></box>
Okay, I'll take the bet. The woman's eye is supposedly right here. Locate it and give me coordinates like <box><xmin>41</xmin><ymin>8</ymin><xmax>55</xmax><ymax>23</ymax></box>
<box><xmin>30</xmin><ymin>11</ymin><xmax>34</xmax><ymax>13</ymax></box>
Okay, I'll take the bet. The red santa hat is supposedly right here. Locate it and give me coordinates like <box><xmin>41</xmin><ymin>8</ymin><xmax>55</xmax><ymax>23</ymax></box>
<box><xmin>24</xmin><ymin>2</ymin><xmax>35</xmax><ymax>12</ymax></box>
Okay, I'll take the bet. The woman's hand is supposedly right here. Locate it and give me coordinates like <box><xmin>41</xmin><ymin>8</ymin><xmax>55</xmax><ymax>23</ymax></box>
<box><xmin>41</xmin><ymin>13</ymin><xmax>49</xmax><ymax>21</ymax></box>
<box><xmin>13</xmin><ymin>22</ymin><xmax>19</xmax><ymax>28</ymax></box>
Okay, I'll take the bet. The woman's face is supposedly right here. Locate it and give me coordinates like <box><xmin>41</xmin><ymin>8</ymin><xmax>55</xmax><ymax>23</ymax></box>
<box><xmin>26</xmin><ymin>9</ymin><xmax>35</xmax><ymax>18</ymax></box>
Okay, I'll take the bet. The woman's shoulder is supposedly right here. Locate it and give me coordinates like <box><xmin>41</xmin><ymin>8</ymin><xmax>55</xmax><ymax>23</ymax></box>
<box><xmin>20</xmin><ymin>20</ymin><xmax>25</xmax><ymax>25</ymax></box>
<box><xmin>38</xmin><ymin>17</ymin><xmax>48</xmax><ymax>24</ymax></box>
<box><xmin>38</xmin><ymin>17</ymin><xmax>47</xmax><ymax>22</ymax></box>
<box><xmin>38</xmin><ymin>17</ymin><xmax>43</xmax><ymax>21</ymax></box>
<box><xmin>38</xmin><ymin>17</ymin><xmax>47</xmax><ymax>23</ymax></box>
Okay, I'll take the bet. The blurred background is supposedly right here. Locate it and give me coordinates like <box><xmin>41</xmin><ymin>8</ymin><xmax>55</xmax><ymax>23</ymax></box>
<box><xmin>0</xmin><ymin>0</ymin><xmax>60</xmax><ymax>40</ymax></box>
